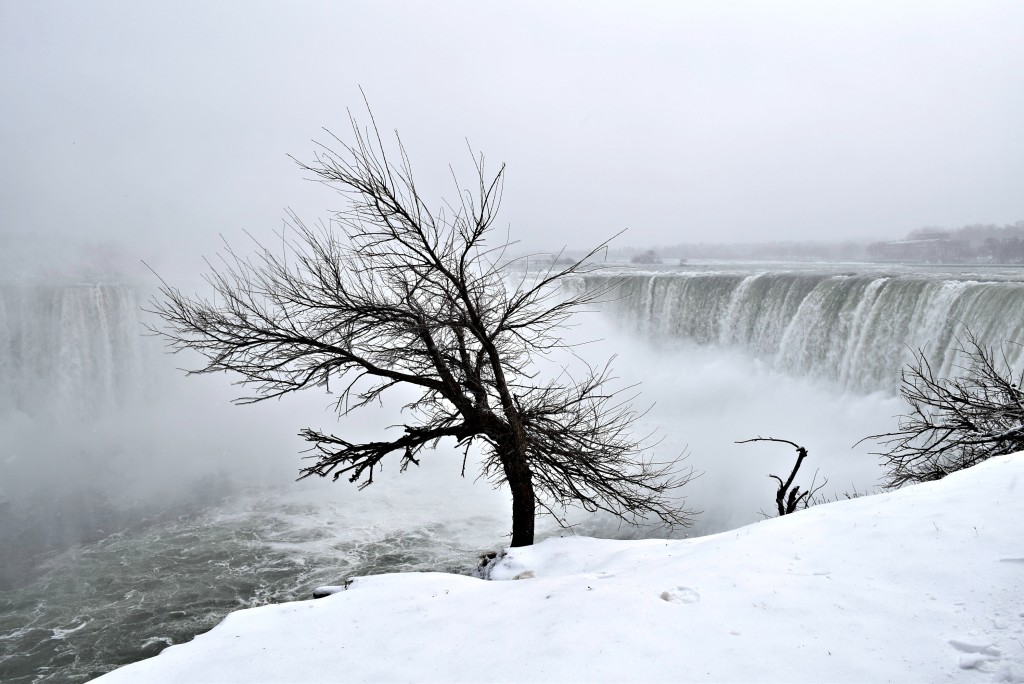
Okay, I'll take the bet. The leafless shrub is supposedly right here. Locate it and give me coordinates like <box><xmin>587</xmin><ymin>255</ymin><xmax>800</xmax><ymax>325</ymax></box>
<box><xmin>864</xmin><ymin>329</ymin><xmax>1024</xmax><ymax>488</ymax></box>
<box><xmin>737</xmin><ymin>437</ymin><xmax>826</xmax><ymax>517</ymax></box>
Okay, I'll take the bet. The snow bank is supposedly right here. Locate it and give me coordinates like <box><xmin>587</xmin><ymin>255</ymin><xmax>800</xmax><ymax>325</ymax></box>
<box><xmin>95</xmin><ymin>454</ymin><xmax>1024</xmax><ymax>683</ymax></box>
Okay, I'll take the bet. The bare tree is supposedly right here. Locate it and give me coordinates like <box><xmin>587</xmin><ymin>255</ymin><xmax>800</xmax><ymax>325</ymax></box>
<box><xmin>736</xmin><ymin>437</ymin><xmax>826</xmax><ymax>517</ymax></box>
<box><xmin>147</xmin><ymin>113</ymin><xmax>695</xmax><ymax>546</ymax></box>
<box><xmin>865</xmin><ymin>329</ymin><xmax>1024</xmax><ymax>488</ymax></box>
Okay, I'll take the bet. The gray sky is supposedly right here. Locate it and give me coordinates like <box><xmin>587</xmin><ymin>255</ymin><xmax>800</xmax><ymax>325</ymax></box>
<box><xmin>2</xmin><ymin>0</ymin><xmax>1023</xmax><ymax>269</ymax></box>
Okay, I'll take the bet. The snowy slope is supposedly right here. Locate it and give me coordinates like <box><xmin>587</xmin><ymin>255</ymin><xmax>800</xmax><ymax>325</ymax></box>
<box><xmin>95</xmin><ymin>454</ymin><xmax>1024</xmax><ymax>683</ymax></box>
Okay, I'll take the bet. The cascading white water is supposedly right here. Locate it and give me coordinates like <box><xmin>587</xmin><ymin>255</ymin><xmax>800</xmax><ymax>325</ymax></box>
<box><xmin>6</xmin><ymin>265</ymin><xmax>1018</xmax><ymax>683</ymax></box>
<box><xmin>586</xmin><ymin>270</ymin><xmax>1024</xmax><ymax>393</ymax></box>
<box><xmin>0</xmin><ymin>279</ymin><xmax>298</xmax><ymax>562</ymax></box>
<box><xmin>0</xmin><ymin>279</ymin><xmax>511</xmax><ymax>684</ymax></box>
<box><xmin>0</xmin><ymin>283</ymin><xmax>151</xmax><ymax>420</ymax></box>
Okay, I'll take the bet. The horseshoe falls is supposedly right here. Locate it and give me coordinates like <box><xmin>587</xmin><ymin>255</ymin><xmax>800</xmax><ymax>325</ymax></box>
<box><xmin>4</xmin><ymin>266</ymin><xmax>1024</xmax><ymax>683</ymax></box>
<box><xmin>584</xmin><ymin>268</ymin><xmax>1024</xmax><ymax>393</ymax></box>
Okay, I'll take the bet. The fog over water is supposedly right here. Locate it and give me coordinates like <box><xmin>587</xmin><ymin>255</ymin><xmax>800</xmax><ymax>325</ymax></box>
<box><xmin>3</xmin><ymin>2</ymin><xmax>1024</xmax><ymax>681</ymax></box>
<box><xmin>0</xmin><ymin>263</ymin><xmax>929</xmax><ymax>559</ymax></box>
<box><xmin>5</xmin><ymin>258</ymin><xmax>1024</xmax><ymax>682</ymax></box>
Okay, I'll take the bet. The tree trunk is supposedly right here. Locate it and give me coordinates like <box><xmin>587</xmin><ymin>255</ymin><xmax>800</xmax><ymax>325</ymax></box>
<box><xmin>508</xmin><ymin>470</ymin><xmax>536</xmax><ymax>547</ymax></box>
<box><xmin>498</xmin><ymin>432</ymin><xmax>536</xmax><ymax>547</ymax></box>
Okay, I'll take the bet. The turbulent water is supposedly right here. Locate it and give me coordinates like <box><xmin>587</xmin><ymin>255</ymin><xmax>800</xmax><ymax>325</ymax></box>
<box><xmin>0</xmin><ymin>281</ymin><xmax>513</xmax><ymax>683</ymax></box>
<box><xmin>3</xmin><ymin>264</ymin><xmax>1023</xmax><ymax>682</ymax></box>
<box><xmin>0</xmin><ymin>488</ymin><xmax>506</xmax><ymax>684</ymax></box>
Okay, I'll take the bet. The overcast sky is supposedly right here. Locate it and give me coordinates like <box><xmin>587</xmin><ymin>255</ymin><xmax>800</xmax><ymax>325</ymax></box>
<box><xmin>2</xmin><ymin>1</ymin><xmax>1023</xmax><ymax>270</ymax></box>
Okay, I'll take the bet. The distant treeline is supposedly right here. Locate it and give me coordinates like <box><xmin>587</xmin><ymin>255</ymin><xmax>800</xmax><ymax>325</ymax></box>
<box><xmin>604</xmin><ymin>220</ymin><xmax>1024</xmax><ymax>264</ymax></box>
<box><xmin>654</xmin><ymin>240</ymin><xmax>870</xmax><ymax>262</ymax></box>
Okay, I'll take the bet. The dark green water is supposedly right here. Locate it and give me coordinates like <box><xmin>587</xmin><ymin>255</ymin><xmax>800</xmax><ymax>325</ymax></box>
<box><xmin>0</xmin><ymin>492</ymin><xmax>503</xmax><ymax>683</ymax></box>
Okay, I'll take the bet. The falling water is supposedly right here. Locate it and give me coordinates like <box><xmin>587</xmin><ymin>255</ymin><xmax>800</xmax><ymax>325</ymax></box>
<box><xmin>586</xmin><ymin>269</ymin><xmax>1024</xmax><ymax>392</ymax></box>
<box><xmin>6</xmin><ymin>265</ymin><xmax>1022</xmax><ymax>682</ymax></box>
<box><xmin>0</xmin><ymin>280</ymin><xmax>512</xmax><ymax>683</ymax></box>
<box><xmin>0</xmin><ymin>283</ymin><xmax>151</xmax><ymax>420</ymax></box>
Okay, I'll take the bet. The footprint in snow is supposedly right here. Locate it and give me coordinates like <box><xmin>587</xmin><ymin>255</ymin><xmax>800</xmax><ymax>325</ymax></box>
<box><xmin>660</xmin><ymin>587</ymin><xmax>700</xmax><ymax>604</ymax></box>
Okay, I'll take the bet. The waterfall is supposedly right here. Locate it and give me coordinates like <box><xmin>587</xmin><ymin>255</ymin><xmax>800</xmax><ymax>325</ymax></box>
<box><xmin>0</xmin><ymin>282</ymin><xmax>151</xmax><ymax>420</ymax></box>
<box><xmin>585</xmin><ymin>270</ymin><xmax>1024</xmax><ymax>393</ymax></box>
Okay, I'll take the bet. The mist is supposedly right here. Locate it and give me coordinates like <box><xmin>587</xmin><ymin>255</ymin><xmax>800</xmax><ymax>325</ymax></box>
<box><xmin>0</xmin><ymin>255</ymin><xmax>901</xmax><ymax>574</ymax></box>
<box><xmin>3</xmin><ymin>3</ymin><xmax>1023</xmax><ymax>679</ymax></box>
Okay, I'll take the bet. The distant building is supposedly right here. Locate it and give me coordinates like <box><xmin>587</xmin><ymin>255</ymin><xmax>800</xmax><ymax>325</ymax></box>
<box><xmin>630</xmin><ymin>249</ymin><xmax>660</xmax><ymax>265</ymax></box>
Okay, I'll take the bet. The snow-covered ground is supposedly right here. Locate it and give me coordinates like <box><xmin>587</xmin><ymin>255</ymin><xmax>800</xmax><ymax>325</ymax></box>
<box><xmin>95</xmin><ymin>454</ymin><xmax>1024</xmax><ymax>683</ymax></box>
